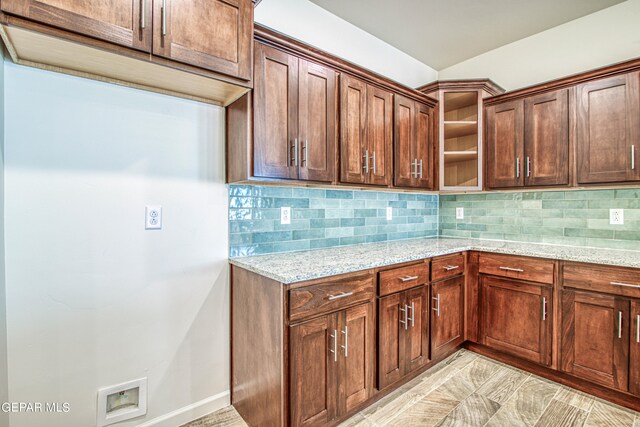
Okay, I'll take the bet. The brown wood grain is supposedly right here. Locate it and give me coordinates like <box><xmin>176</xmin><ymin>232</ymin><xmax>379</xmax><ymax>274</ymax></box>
<box><xmin>377</xmin><ymin>292</ymin><xmax>404</xmax><ymax>389</ymax></box>
<box><xmin>629</xmin><ymin>300</ymin><xmax>640</xmax><ymax>396</ymax></box>
<box><xmin>431</xmin><ymin>252</ymin><xmax>465</xmax><ymax>282</ymax></box>
<box><xmin>406</xmin><ymin>285</ymin><xmax>430</xmax><ymax>372</ymax></box>
<box><xmin>485</xmin><ymin>99</ymin><xmax>525</xmax><ymax>188</ymax></box>
<box><xmin>393</xmin><ymin>94</ymin><xmax>415</xmax><ymax>188</ymax></box>
<box><xmin>465</xmin><ymin>251</ymin><xmax>480</xmax><ymax>343</ymax></box>
<box><xmin>366</xmin><ymin>85</ymin><xmax>394</xmax><ymax>186</ymax></box>
<box><xmin>479</xmin><ymin>253</ymin><xmax>555</xmax><ymax>285</ymax></box>
<box><xmin>431</xmin><ymin>276</ymin><xmax>465</xmax><ymax>358</ymax></box>
<box><xmin>563</xmin><ymin>262</ymin><xmax>640</xmax><ymax>299</ymax></box>
<box><xmin>226</xmin><ymin>92</ymin><xmax>252</xmax><ymax>183</ymax></box>
<box><xmin>379</xmin><ymin>262</ymin><xmax>429</xmax><ymax>297</ymax></box>
<box><xmin>340</xmin><ymin>74</ymin><xmax>368</xmax><ymax>185</ymax></box>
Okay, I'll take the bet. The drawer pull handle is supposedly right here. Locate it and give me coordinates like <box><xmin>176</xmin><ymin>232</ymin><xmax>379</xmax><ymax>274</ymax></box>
<box><xmin>618</xmin><ymin>311</ymin><xmax>623</xmax><ymax>339</ymax></box>
<box><xmin>328</xmin><ymin>291</ymin><xmax>353</xmax><ymax>301</ymax></box>
<box><xmin>611</xmin><ymin>281</ymin><xmax>640</xmax><ymax>289</ymax></box>
<box><xmin>444</xmin><ymin>265</ymin><xmax>460</xmax><ymax>271</ymax></box>
<box><xmin>499</xmin><ymin>266</ymin><xmax>524</xmax><ymax>272</ymax></box>
<box><xmin>400</xmin><ymin>275</ymin><xmax>419</xmax><ymax>282</ymax></box>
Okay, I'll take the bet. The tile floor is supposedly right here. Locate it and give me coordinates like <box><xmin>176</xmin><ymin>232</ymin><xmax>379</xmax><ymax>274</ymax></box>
<box><xmin>183</xmin><ymin>350</ymin><xmax>640</xmax><ymax>427</ymax></box>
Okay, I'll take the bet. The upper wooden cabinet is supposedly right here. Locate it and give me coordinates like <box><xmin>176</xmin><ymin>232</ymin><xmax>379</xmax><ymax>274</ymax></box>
<box><xmin>576</xmin><ymin>72</ymin><xmax>640</xmax><ymax>184</ymax></box>
<box><xmin>253</xmin><ymin>42</ymin><xmax>337</xmax><ymax>182</ymax></box>
<box><xmin>486</xmin><ymin>89</ymin><xmax>569</xmax><ymax>189</ymax></box>
<box><xmin>394</xmin><ymin>95</ymin><xmax>435</xmax><ymax>189</ymax></box>
<box><xmin>1</xmin><ymin>0</ymin><xmax>151</xmax><ymax>51</ymax></box>
<box><xmin>340</xmin><ymin>74</ymin><xmax>393</xmax><ymax>186</ymax></box>
<box><xmin>152</xmin><ymin>0</ymin><xmax>252</xmax><ymax>80</ymax></box>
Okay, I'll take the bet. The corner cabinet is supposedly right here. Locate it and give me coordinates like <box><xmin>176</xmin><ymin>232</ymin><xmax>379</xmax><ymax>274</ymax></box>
<box><xmin>253</xmin><ymin>42</ymin><xmax>338</xmax><ymax>182</ymax></box>
<box><xmin>394</xmin><ymin>95</ymin><xmax>435</xmax><ymax>189</ymax></box>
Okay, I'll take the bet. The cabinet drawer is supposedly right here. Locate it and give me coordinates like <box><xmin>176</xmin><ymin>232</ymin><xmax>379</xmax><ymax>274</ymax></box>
<box><xmin>479</xmin><ymin>253</ymin><xmax>554</xmax><ymax>285</ymax></box>
<box><xmin>289</xmin><ymin>274</ymin><xmax>374</xmax><ymax>322</ymax></box>
<box><xmin>563</xmin><ymin>262</ymin><xmax>640</xmax><ymax>299</ymax></box>
<box><xmin>431</xmin><ymin>253</ymin><xmax>465</xmax><ymax>282</ymax></box>
<box><xmin>379</xmin><ymin>263</ymin><xmax>430</xmax><ymax>297</ymax></box>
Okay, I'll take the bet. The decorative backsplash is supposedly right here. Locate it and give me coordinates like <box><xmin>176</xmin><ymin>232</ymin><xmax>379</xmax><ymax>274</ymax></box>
<box><xmin>229</xmin><ymin>185</ymin><xmax>439</xmax><ymax>257</ymax></box>
<box><xmin>440</xmin><ymin>189</ymin><xmax>640</xmax><ymax>250</ymax></box>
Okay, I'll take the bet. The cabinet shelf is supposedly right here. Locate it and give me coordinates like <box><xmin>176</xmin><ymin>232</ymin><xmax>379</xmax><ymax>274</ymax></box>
<box><xmin>444</xmin><ymin>151</ymin><xmax>478</xmax><ymax>162</ymax></box>
<box><xmin>443</xmin><ymin>92</ymin><xmax>478</xmax><ymax>112</ymax></box>
<box><xmin>444</xmin><ymin>121</ymin><xmax>478</xmax><ymax>139</ymax></box>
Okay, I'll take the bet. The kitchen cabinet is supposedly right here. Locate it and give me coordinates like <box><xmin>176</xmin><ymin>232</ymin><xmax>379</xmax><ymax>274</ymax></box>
<box><xmin>481</xmin><ymin>275</ymin><xmax>552</xmax><ymax>366</ymax></box>
<box><xmin>394</xmin><ymin>95</ymin><xmax>435</xmax><ymax>189</ymax></box>
<box><xmin>431</xmin><ymin>276</ymin><xmax>464</xmax><ymax>359</ymax></box>
<box><xmin>378</xmin><ymin>285</ymin><xmax>429</xmax><ymax>389</ymax></box>
<box><xmin>290</xmin><ymin>302</ymin><xmax>374</xmax><ymax>426</ymax></box>
<box><xmin>1</xmin><ymin>0</ymin><xmax>151</xmax><ymax>51</ymax></box>
<box><xmin>253</xmin><ymin>42</ymin><xmax>337</xmax><ymax>181</ymax></box>
<box><xmin>486</xmin><ymin>89</ymin><xmax>569</xmax><ymax>188</ymax></box>
<box><xmin>630</xmin><ymin>301</ymin><xmax>640</xmax><ymax>396</ymax></box>
<box><xmin>576</xmin><ymin>72</ymin><xmax>640</xmax><ymax>184</ymax></box>
<box><xmin>340</xmin><ymin>74</ymin><xmax>393</xmax><ymax>186</ymax></box>
<box><xmin>560</xmin><ymin>290</ymin><xmax>629</xmax><ymax>391</ymax></box>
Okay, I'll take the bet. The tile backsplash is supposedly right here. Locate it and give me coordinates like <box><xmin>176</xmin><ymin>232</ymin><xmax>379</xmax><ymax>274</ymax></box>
<box><xmin>229</xmin><ymin>185</ymin><xmax>439</xmax><ymax>256</ymax></box>
<box><xmin>440</xmin><ymin>189</ymin><xmax>640</xmax><ymax>250</ymax></box>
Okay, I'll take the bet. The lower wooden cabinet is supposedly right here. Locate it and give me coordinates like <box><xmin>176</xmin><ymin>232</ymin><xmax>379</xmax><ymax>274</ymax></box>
<box><xmin>378</xmin><ymin>285</ymin><xmax>429</xmax><ymax>389</ymax></box>
<box><xmin>290</xmin><ymin>302</ymin><xmax>375</xmax><ymax>426</ymax></box>
<box><xmin>431</xmin><ymin>276</ymin><xmax>465</xmax><ymax>358</ymax></box>
<box><xmin>481</xmin><ymin>275</ymin><xmax>552</xmax><ymax>366</ymax></box>
<box><xmin>560</xmin><ymin>290</ymin><xmax>630</xmax><ymax>391</ymax></box>
<box><xmin>630</xmin><ymin>301</ymin><xmax>640</xmax><ymax>396</ymax></box>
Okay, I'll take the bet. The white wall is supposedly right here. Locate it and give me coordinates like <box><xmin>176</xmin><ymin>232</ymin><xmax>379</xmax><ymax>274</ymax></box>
<box><xmin>255</xmin><ymin>0</ymin><xmax>438</xmax><ymax>88</ymax></box>
<box><xmin>438</xmin><ymin>0</ymin><xmax>640</xmax><ymax>91</ymax></box>
<box><xmin>4</xmin><ymin>62</ymin><xmax>229</xmax><ymax>427</ymax></box>
<box><xmin>0</xmin><ymin>46</ymin><xmax>8</xmax><ymax>427</ymax></box>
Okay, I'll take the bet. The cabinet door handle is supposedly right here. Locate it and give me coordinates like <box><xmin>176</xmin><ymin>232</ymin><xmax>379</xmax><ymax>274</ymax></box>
<box><xmin>516</xmin><ymin>157</ymin><xmax>520</xmax><ymax>178</ymax></box>
<box><xmin>400</xmin><ymin>275</ymin><xmax>419</xmax><ymax>282</ymax></box>
<box><xmin>341</xmin><ymin>326</ymin><xmax>348</xmax><ymax>358</ymax></box>
<box><xmin>399</xmin><ymin>305</ymin><xmax>408</xmax><ymax>330</ymax></box>
<box><xmin>328</xmin><ymin>291</ymin><xmax>353</xmax><ymax>301</ymax></box>
<box><xmin>409</xmin><ymin>302</ymin><xmax>415</xmax><ymax>328</ymax></box>
<box><xmin>444</xmin><ymin>265</ymin><xmax>459</xmax><ymax>271</ymax></box>
<box><xmin>363</xmin><ymin>149</ymin><xmax>369</xmax><ymax>174</ymax></box>
<box><xmin>526</xmin><ymin>157</ymin><xmax>531</xmax><ymax>177</ymax></box>
<box><xmin>370</xmin><ymin>151</ymin><xmax>376</xmax><ymax>174</ymax></box>
<box><xmin>161</xmin><ymin>0</ymin><xmax>167</xmax><ymax>36</ymax></box>
<box><xmin>618</xmin><ymin>311</ymin><xmax>623</xmax><ymax>339</ymax></box>
<box><xmin>301</xmin><ymin>140</ymin><xmax>308</xmax><ymax>166</ymax></box>
<box><xmin>141</xmin><ymin>0</ymin><xmax>146</xmax><ymax>29</ymax></box>
<box><xmin>410</xmin><ymin>159</ymin><xmax>416</xmax><ymax>178</ymax></box>
<box><xmin>636</xmin><ymin>314</ymin><xmax>640</xmax><ymax>343</ymax></box>
<box><xmin>542</xmin><ymin>297</ymin><xmax>547</xmax><ymax>321</ymax></box>
<box><xmin>329</xmin><ymin>329</ymin><xmax>337</xmax><ymax>362</ymax></box>
<box><xmin>499</xmin><ymin>266</ymin><xmax>524</xmax><ymax>272</ymax></box>
<box><xmin>611</xmin><ymin>281</ymin><xmax>640</xmax><ymax>289</ymax></box>
<box><xmin>632</xmin><ymin>145</ymin><xmax>636</xmax><ymax>170</ymax></box>
<box><xmin>432</xmin><ymin>295</ymin><xmax>440</xmax><ymax>317</ymax></box>
<box><xmin>419</xmin><ymin>159</ymin><xmax>423</xmax><ymax>179</ymax></box>
<box><xmin>289</xmin><ymin>139</ymin><xmax>298</xmax><ymax>167</ymax></box>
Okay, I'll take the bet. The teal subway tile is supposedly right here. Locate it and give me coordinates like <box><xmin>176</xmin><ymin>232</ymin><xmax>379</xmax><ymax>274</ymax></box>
<box><xmin>586</xmin><ymin>238</ymin><xmax>640</xmax><ymax>250</ymax></box>
<box><xmin>273</xmin><ymin>197</ymin><xmax>309</xmax><ymax>208</ymax></box>
<box><xmin>310</xmin><ymin>198</ymin><xmax>341</xmax><ymax>209</ymax></box>
<box><xmin>293</xmin><ymin>229</ymin><xmax>325</xmax><ymax>240</ymax></box>
<box><xmin>310</xmin><ymin>238</ymin><xmax>340</xmax><ymax>249</ymax></box>
<box><xmin>459</xmin><ymin>193</ymin><xmax>488</xmax><ymax>201</ymax></box>
<box><xmin>254</xmin><ymin>197</ymin><xmax>275</xmax><ymax>208</ymax></box>
<box><xmin>353</xmin><ymin>190</ymin><xmax>378</xmax><ymax>199</ymax></box>
<box><xmin>229</xmin><ymin>209</ymin><xmax>252</xmax><ymax>220</ymax></box>
<box><xmin>353</xmin><ymin>226</ymin><xmax>378</xmax><ymax>236</ymax></box>
<box><xmin>366</xmin><ymin>234</ymin><xmax>388</xmax><ymax>243</ymax></box>
<box><xmin>542</xmin><ymin>200</ymin><xmax>588</xmax><ymax>209</ymax></box>
<box><xmin>416</xmin><ymin>194</ymin><xmax>437</xmax><ymax>201</ymax></box>
<box><xmin>522</xmin><ymin>192</ymin><xmax>543</xmax><ymax>200</ymax></box>
<box><xmin>521</xmin><ymin>226</ymin><xmax>564</xmax><ymax>236</ymax></box>
<box><xmin>253</xmin><ymin>231</ymin><xmax>293</xmax><ymax>243</ymax></box>
<box><xmin>229</xmin><ymin>245</ymin><xmax>257</xmax><ymax>257</ymax></box>
<box><xmin>565</xmin><ymin>189</ymin><xmax>614</xmax><ymax>200</ymax></box>
<box><xmin>471</xmin><ymin>216</ymin><xmax>504</xmax><ymax>225</ymax></box>
<box><xmin>440</xmin><ymin>223</ymin><xmax>456</xmax><ymax>229</ymax></box>
<box><xmin>340</xmin><ymin>199</ymin><xmax>366</xmax><ymax>209</ymax></box>
<box><xmin>520</xmin><ymin>200</ymin><xmax>543</xmax><ymax>209</ymax></box>
<box><xmin>563</xmin><ymin>209</ymin><xmax>608</xmax><ymax>219</ymax></box>
<box><xmin>377</xmin><ymin>225</ymin><xmax>398</xmax><ymax>234</ymax></box>
<box><xmin>326</xmin><ymin>227</ymin><xmax>354</xmax><ymax>238</ymax></box>
<box><xmin>407</xmin><ymin>216</ymin><xmax>425</xmax><ymax>224</ymax></box>
<box><xmin>326</xmin><ymin>189</ymin><xmax>354</xmax><ymax>199</ymax></box>
<box><xmin>341</xmin><ymin>218</ymin><xmax>365</xmax><ymax>227</ymax></box>
<box><xmin>388</xmin><ymin>232</ymin><xmax>409</xmax><ymax>241</ymax></box>
<box><xmin>468</xmin><ymin>208</ymin><xmax>487</xmax><ymax>216</ymax></box>
<box><xmin>230</xmin><ymin>219</ymin><xmax>274</xmax><ymax>233</ymax></box>
<box><xmin>457</xmin><ymin>223</ymin><xmax>487</xmax><ymax>232</ymax></box>
<box><xmin>230</xmin><ymin>197</ymin><xmax>253</xmax><ymax>208</ymax></box>
<box><xmin>589</xmin><ymin>199</ymin><xmax>640</xmax><ymax>209</ymax></box>
<box><xmin>485</xmin><ymin>224</ymin><xmax>522</xmax><ymax>234</ymax></box>
<box><xmin>542</xmin><ymin>218</ymin><xmax>588</xmax><ymax>228</ymax></box>
<box><xmin>470</xmin><ymin>232</ymin><xmax>505</xmax><ymax>240</ymax></box>
<box><xmin>270</xmin><ymin>240</ymin><xmax>310</xmax><ymax>253</ymax></box>
<box><xmin>615</xmin><ymin>189</ymin><xmax>640</xmax><ymax>199</ymax></box>
<box><xmin>486</xmin><ymin>208</ymin><xmax>518</xmax><ymax>217</ymax></box>
<box><xmin>613</xmin><ymin>230</ymin><xmax>640</xmax><ymax>241</ymax></box>
<box><xmin>441</xmin><ymin>229</ymin><xmax>471</xmax><ymax>238</ymax></box>
<box><xmin>274</xmin><ymin>219</ymin><xmax>310</xmax><ymax>231</ymax></box>
<box><xmin>252</xmin><ymin>186</ymin><xmax>293</xmax><ymax>197</ymax></box>
<box><xmin>377</xmin><ymin>192</ymin><xmax>399</xmax><ymax>201</ymax></box>
<box><xmin>407</xmin><ymin>230</ymin><xmax>431</xmax><ymax>238</ymax></box>
<box><xmin>340</xmin><ymin>236</ymin><xmax>366</xmax><ymax>245</ymax></box>
<box><xmin>389</xmin><ymin>201</ymin><xmax>408</xmax><ymax>208</ymax></box>
<box><xmin>229</xmin><ymin>233</ymin><xmax>253</xmax><ymax>245</ymax></box>
<box><xmin>398</xmin><ymin>193</ymin><xmax>416</xmax><ymax>201</ymax></box>
<box><xmin>229</xmin><ymin>185</ymin><xmax>252</xmax><ymax>196</ymax></box>
<box><xmin>325</xmin><ymin>209</ymin><xmax>354</xmax><ymax>218</ymax></box>
<box><xmin>252</xmin><ymin>209</ymin><xmax>281</xmax><ymax>220</ymax></box>
<box><xmin>310</xmin><ymin>218</ymin><xmax>340</xmax><ymax>228</ymax></box>
<box><xmin>541</xmin><ymin>192</ymin><xmax>565</xmax><ymax>199</ymax></box>
<box><xmin>565</xmin><ymin>228</ymin><xmax>614</xmax><ymax>239</ymax></box>
<box><xmin>292</xmin><ymin>188</ymin><xmax>326</xmax><ymax>198</ymax></box>
<box><xmin>364</xmin><ymin>200</ymin><xmax>388</xmax><ymax>209</ymax></box>
<box><xmin>292</xmin><ymin>209</ymin><xmax>325</xmax><ymax>219</ymax></box>
<box><xmin>354</xmin><ymin>209</ymin><xmax>378</xmax><ymax>218</ymax></box>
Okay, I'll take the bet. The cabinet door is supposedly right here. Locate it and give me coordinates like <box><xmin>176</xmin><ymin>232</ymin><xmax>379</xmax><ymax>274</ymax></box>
<box><xmin>414</xmin><ymin>102</ymin><xmax>434</xmax><ymax>189</ymax></box>
<box><xmin>298</xmin><ymin>60</ymin><xmax>337</xmax><ymax>182</ymax></box>
<box><xmin>486</xmin><ymin>100</ymin><xmax>525</xmax><ymax>188</ymax></box>
<box><xmin>290</xmin><ymin>314</ymin><xmax>338</xmax><ymax>426</ymax></box>
<box><xmin>153</xmin><ymin>0</ymin><xmax>252</xmax><ymax>79</ymax></box>
<box><xmin>481</xmin><ymin>276</ymin><xmax>552</xmax><ymax>366</ymax></box>
<box><xmin>378</xmin><ymin>293</ymin><xmax>404</xmax><ymax>389</ymax></box>
<box><xmin>524</xmin><ymin>89</ymin><xmax>569</xmax><ymax>186</ymax></box>
<box><xmin>2</xmin><ymin>0</ymin><xmax>151</xmax><ymax>51</ymax></box>
<box><xmin>366</xmin><ymin>85</ymin><xmax>394</xmax><ymax>186</ymax></box>
<box><xmin>405</xmin><ymin>285</ymin><xmax>430</xmax><ymax>372</ymax></box>
<box><xmin>432</xmin><ymin>276</ymin><xmax>464</xmax><ymax>358</ymax></box>
<box><xmin>340</xmin><ymin>75</ymin><xmax>368</xmax><ymax>184</ymax></box>
<box><xmin>394</xmin><ymin>95</ymin><xmax>416</xmax><ymax>187</ymax></box>
<box><xmin>630</xmin><ymin>301</ymin><xmax>640</xmax><ymax>396</ymax></box>
<box><xmin>338</xmin><ymin>302</ymin><xmax>375</xmax><ymax>415</ymax></box>
<box><xmin>577</xmin><ymin>72</ymin><xmax>640</xmax><ymax>184</ymax></box>
<box><xmin>560</xmin><ymin>290</ymin><xmax>629</xmax><ymax>391</ymax></box>
<box><xmin>253</xmin><ymin>43</ymin><xmax>299</xmax><ymax>179</ymax></box>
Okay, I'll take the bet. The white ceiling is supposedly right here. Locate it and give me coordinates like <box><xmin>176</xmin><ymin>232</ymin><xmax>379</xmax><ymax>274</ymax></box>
<box><xmin>309</xmin><ymin>0</ymin><xmax>626</xmax><ymax>70</ymax></box>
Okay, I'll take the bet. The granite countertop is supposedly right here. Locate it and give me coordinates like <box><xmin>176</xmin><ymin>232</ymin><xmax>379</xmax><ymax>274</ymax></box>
<box><xmin>229</xmin><ymin>237</ymin><xmax>640</xmax><ymax>284</ymax></box>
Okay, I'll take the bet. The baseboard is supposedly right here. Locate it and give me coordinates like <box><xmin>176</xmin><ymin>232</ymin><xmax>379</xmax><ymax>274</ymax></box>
<box><xmin>136</xmin><ymin>390</ymin><xmax>230</xmax><ymax>427</ymax></box>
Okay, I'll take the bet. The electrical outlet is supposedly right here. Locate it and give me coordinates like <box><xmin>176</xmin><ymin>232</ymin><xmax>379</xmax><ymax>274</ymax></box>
<box><xmin>280</xmin><ymin>207</ymin><xmax>291</xmax><ymax>225</ymax></box>
<box><xmin>610</xmin><ymin>209</ymin><xmax>624</xmax><ymax>225</ymax></box>
<box><xmin>386</xmin><ymin>206</ymin><xmax>393</xmax><ymax>221</ymax></box>
<box><xmin>456</xmin><ymin>207</ymin><xmax>464</xmax><ymax>220</ymax></box>
<box><xmin>145</xmin><ymin>206</ymin><xmax>162</xmax><ymax>230</ymax></box>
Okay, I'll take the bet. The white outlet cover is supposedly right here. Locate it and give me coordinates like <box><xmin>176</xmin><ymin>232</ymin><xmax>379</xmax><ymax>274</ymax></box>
<box><xmin>386</xmin><ymin>206</ymin><xmax>393</xmax><ymax>221</ymax></box>
<box><xmin>280</xmin><ymin>207</ymin><xmax>291</xmax><ymax>225</ymax></box>
<box><xmin>610</xmin><ymin>209</ymin><xmax>624</xmax><ymax>225</ymax></box>
<box><xmin>456</xmin><ymin>207</ymin><xmax>464</xmax><ymax>220</ymax></box>
<box><xmin>145</xmin><ymin>205</ymin><xmax>162</xmax><ymax>230</ymax></box>
<box><xmin>97</xmin><ymin>378</ymin><xmax>147</xmax><ymax>427</ymax></box>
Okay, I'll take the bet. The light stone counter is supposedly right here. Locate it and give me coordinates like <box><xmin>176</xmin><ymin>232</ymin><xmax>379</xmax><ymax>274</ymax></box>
<box><xmin>229</xmin><ymin>237</ymin><xmax>640</xmax><ymax>284</ymax></box>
